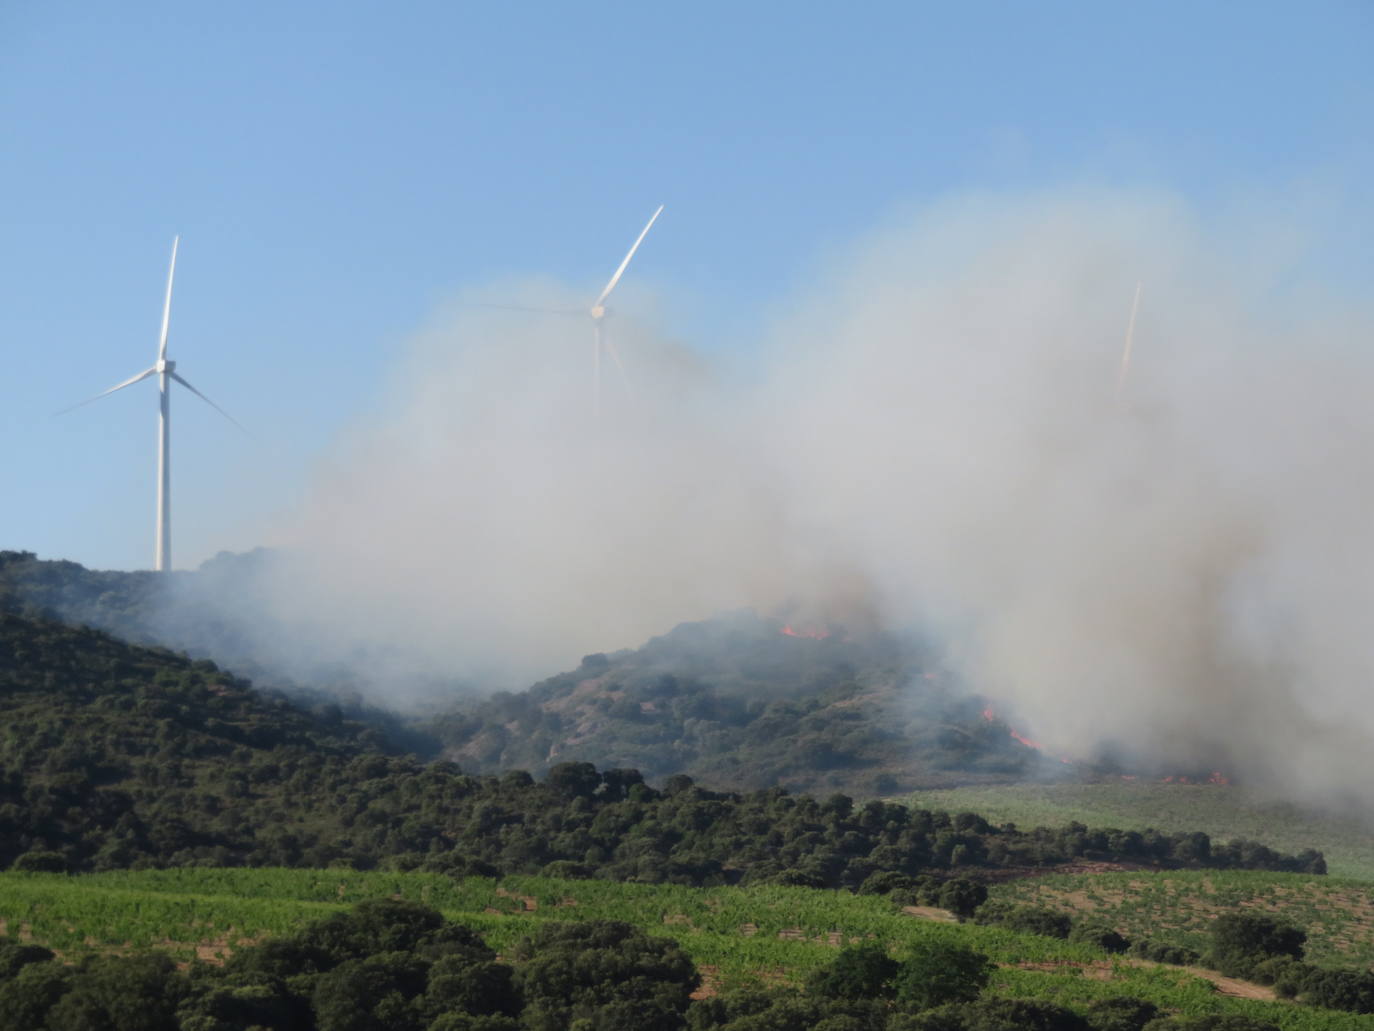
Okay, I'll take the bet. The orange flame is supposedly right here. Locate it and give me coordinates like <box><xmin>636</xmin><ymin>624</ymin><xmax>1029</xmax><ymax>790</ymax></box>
<box><xmin>982</xmin><ymin>706</ymin><xmax>1071</xmax><ymax>763</ymax></box>
<box><xmin>780</xmin><ymin>624</ymin><xmax>830</xmax><ymax>640</ymax></box>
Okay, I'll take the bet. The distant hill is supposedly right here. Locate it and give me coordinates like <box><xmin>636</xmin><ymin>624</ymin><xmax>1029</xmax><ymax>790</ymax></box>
<box><xmin>0</xmin><ymin>605</ymin><xmax>399</xmax><ymax>871</ymax></box>
<box><xmin>0</xmin><ymin>582</ymin><xmax>1324</xmax><ymax>884</ymax></box>
<box><xmin>427</xmin><ymin>612</ymin><xmax>1053</xmax><ymax>795</ymax></box>
<box><xmin>1</xmin><ymin>550</ymin><xmax>1062</xmax><ymax>794</ymax></box>
<box><xmin>0</xmin><ymin>548</ymin><xmax>441</xmax><ymax>753</ymax></box>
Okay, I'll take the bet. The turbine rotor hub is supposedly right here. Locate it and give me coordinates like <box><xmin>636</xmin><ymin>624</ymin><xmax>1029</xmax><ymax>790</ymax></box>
<box><xmin>157</xmin><ymin>359</ymin><xmax>176</xmax><ymax>374</ymax></box>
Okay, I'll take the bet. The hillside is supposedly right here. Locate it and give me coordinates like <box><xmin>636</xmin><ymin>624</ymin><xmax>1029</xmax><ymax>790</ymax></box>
<box><xmin>0</xmin><ymin>607</ymin><xmax>401</xmax><ymax>871</ymax></box>
<box><xmin>2</xmin><ymin>604</ymin><xmax>1325</xmax><ymax>885</ymax></box>
<box><xmin>0</xmin><ymin>550</ymin><xmax>1071</xmax><ymax>795</ymax></box>
<box><xmin>428</xmin><ymin>612</ymin><xmax>1054</xmax><ymax>795</ymax></box>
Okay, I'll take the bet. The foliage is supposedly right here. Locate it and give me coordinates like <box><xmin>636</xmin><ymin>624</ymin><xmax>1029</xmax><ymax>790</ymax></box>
<box><xmin>1</xmin><ymin>606</ymin><xmax>1321</xmax><ymax>892</ymax></box>
<box><xmin>806</xmin><ymin>941</ymin><xmax>902</xmax><ymax>1000</ymax></box>
<box><xmin>1206</xmin><ymin>914</ymin><xmax>1306</xmax><ymax>977</ymax></box>
<box><xmin>911</xmin><ymin>785</ymin><xmax>1358</xmax><ymax>878</ymax></box>
<box><xmin>1084</xmin><ymin>996</ymin><xmax>1161</xmax><ymax>1031</ymax></box>
<box><xmin>0</xmin><ymin>550</ymin><xmax>1045</xmax><ymax>797</ymax></box>
<box><xmin>893</xmin><ymin>940</ymin><xmax>993</xmax><ymax>1010</ymax></box>
<box><xmin>974</xmin><ymin>903</ymin><xmax>1072</xmax><ymax>939</ymax></box>
<box><xmin>7</xmin><ymin>871</ymin><xmax>1374</xmax><ymax>1029</ymax></box>
<box><xmin>512</xmin><ymin>919</ymin><xmax>698</xmax><ymax>1030</ymax></box>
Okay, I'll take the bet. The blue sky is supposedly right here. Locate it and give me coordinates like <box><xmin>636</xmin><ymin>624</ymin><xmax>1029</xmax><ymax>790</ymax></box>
<box><xmin>2</xmin><ymin>1</ymin><xmax>1370</xmax><ymax>571</ymax></box>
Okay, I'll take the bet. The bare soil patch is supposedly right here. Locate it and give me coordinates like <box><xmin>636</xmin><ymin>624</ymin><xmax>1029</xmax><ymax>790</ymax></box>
<box><xmin>900</xmin><ymin>905</ymin><xmax>958</xmax><ymax>923</ymax></box>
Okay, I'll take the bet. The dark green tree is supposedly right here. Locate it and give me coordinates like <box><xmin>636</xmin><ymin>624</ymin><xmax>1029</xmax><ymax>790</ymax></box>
<box><xmin>513</xmin><ymin>920</ymin><xmax>698</xmax><ymax>1031</ymax></box>
<box><xmin>1207</xmin><ymin>914</ymin><xmax>1305</xmax><ymax>977</ymax></box>
<box><xmin>894</xmin><ymin>941</ymin><xmax>993</xmax><ymax>1010</ymax></box>
<box><xmin>1084</xmin><ymin>996</ymin><xmax>1161</xmax><ymax>1031</ymax></box>
<box><xmin>806</xmin><ymin>941</ymin><xmax>900</xmax><ymax>1000</ymax></box>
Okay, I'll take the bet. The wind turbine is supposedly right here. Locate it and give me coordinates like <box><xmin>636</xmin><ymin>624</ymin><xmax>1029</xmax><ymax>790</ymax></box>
<box><xmin>480</xmin><ymin>204</ymin><xmax>664</xmax><ymax>417</ymax></box>
<box><xmin>1115</xmin><ymin>281</ymin><xmax>1143</xmax><ymax>402</ymax></box>
<box><xmin>59</xmin><ymin>236</ymin><xmax>245</xmax><ymax>572</ymax></box>
<box><xmin>588</xmin><ymin>204</ymin><xmax>663</xmax><ymax>417</ymax></box>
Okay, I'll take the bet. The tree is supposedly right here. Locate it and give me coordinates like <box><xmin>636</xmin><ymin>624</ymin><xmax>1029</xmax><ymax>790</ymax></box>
<box><xmin>1139</xmin><ymin>1017</ymin><xmax>1279</xmax><ymax>1031</ymax></box>
<box><xmin>806</xmin><ymin>941</ymin><xmax>900</xmax><ymax>1000</ymax></box>
<box><xmin>1207</xmin><ymin>914</ymin><xmax>1305</xmax><ymax>977</ymax></box>
<box><xmin>894</xmin><ymin>941</ymin><xmax>993</xmax><ymax>1010</ymax></box>
<box><xmin>937</xmin><ymin>878</ymin><xmax>987</xmax><ymax>919</ymax></box>
<box><xmin>1084</xmin><ymin>996</ymin><xmax>1161</xmax><ymax>1031</ymax></box>
<box><xmin>176</xmin><ymin>969</ymin><xmax>303</xmax><ymax>1031</ymax></box>
<box><xmin>1069</xmin><ymin>922</ymin><xmax>1129</xmax><ymax>954</ymax></box>
<box><xmin>45</xmin><ymin>952</ymin><xmax>185</xmax><ymax>1031</ymax></box>
<box><xmin>419</xmin><ymin>954</ymin><xmax>520</xmax><ymax>1023</ymax></box>
<box><xmin>312</xmin><ymin>951</ymin><xmax>428</xmax><ymax>1031</ymax></box>
<box><xmin>513</xmin><ymin>920</ymin><xmax>697</xmax><ymax>1031</ymax></box>
<box><xmin>0</xmin><ymin>961</ymin><xmax>73</xmax><ymax>1029</ymax></box>
<box><xmin>0</xmin><ymin>940</ymin><xmax>55</xmax><ymax>980</ymax></box>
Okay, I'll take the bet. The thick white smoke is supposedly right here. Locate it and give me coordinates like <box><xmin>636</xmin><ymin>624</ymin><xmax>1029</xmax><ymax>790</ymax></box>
<box><xmin>263</xmin><ymin>188</ymin><xmax>1374</xmax><ymax>796</ymax></box>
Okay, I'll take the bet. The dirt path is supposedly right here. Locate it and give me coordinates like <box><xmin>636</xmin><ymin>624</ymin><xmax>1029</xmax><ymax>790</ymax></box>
<box><xmin>1135</xmin><ymin>959</ymin><xmax>1276</xmax><ymax>1001</ymax></box>
<box><xmin>900</xmin><ymin>905</ymin><xmax>959</xmax><ymax>923</ymax></box>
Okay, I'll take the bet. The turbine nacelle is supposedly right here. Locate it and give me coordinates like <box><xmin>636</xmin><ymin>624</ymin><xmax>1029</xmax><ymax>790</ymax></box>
<box><xmin>472</xmin><ymin>205</ymin><xmax>662</xmax><ymax>418</ymax></box>
<box><xmin>156</xmin><ymin>358</ymin><xmax>176</xmax><ymax>374</ymax></box>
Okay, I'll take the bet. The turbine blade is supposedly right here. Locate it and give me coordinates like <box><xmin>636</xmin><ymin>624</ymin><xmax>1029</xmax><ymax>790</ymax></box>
<box><xmin>170</xmin><ymin>372</ymin><xmax>249</xmax><ymax>435</ymax></box>
<box><xmin>55</xmin><ymin>366</ymin><xmax>158</xmax><ymax>415</ymax></box>
<box><xmin>1115</xmin><ymin>281</ymin><xmax>1143</xmax><ymax>400</ymax></box>
<box><xmin>604</xmin><ymin>337</ymin><xmax>633</xmax><ymax>398</ymax></box>
<box><xmin>593</xmin><ymin>204</ymin><xmax>664</xmax><ymax>310</ymax></box>
<box><xmin>158</xmin><ymin>236</ymin><xmax>179</xmax><ymax>360</ymax></box>
<box><xmin>470</xmin><ymin>302</ymin><xmax>584</xmax><ymax>316</ymax></box>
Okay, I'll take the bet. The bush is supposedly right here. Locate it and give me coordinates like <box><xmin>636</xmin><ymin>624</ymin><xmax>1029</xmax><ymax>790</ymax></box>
<box><xmin>1206</xmin><ymin>914</ymin><xmax>1305</xmax><ymax>977</ymax></box>
<box><xmin>974</xmin><ymin>903</ymin><xmax>1071</xmax><ymax>939</ymax></box>
<box><xmin>1069</xmin><ymin>922</ymin><xmax>1129</xmax><ymax>954</ymax></box>
<box><xmin>936</xmin><ymin>878</ymin><xmax>988</xmax><ymax>920</ymax></box>
<box><xmin>806</xmin><ymin>941</ymin><xmax>900</xmax><ymax>1000</ymax></box>
<box><xmin>1300</xmin><ymin>967</ymin><xmax>1374</xmax><ymax>1013</ymax></box>
<box><xmin>898</xmin><ymin>998</ymin><xmax>1089</xmax><ymax>1030</ymax></box>
<box><xmin>1128</xmin><ymin>939</ymin><xmax>1199</xmax><ymax>966</ymax></box>
<box><xmin>10</xmin><ymin>850</ymin><xmax>67</xmax><ymax>873</ymax></box>
<box><xmin>894</xmin><ymin>941</ymin><xmax>993</xmax><ymax>1010</ymax></box>
<box><xmin>1085</xmin><ymin>997</ymin><xmax>1160</xmax><ymax>1031</ymax></box>
<box><xmin>1140</xmin><ymin>1017</ymin><xmax>1279</xmax><ymax>1031</ymax></box>
<box><xmin>0</xmin><ymin>940</ymin><xmax>56</xmax><ymax>981</ymax></box>
<box><xmin>512</xmin><ymin>920</ymin><xmax>697</xmax><ymax>1031</ymax></box>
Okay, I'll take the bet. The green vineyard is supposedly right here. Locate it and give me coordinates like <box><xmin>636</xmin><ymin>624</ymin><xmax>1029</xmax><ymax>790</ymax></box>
<box><xmin>4</xmin><ymin>869</ymin><xmax>1374</xmax><ymax>1030</ymax></box>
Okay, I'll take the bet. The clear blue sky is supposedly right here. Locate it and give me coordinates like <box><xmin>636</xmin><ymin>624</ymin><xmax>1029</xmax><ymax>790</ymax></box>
<box><xmin>2</xmin><ymin>1</ymin><xmax>1370</xmax><ymax>571</ymax></box>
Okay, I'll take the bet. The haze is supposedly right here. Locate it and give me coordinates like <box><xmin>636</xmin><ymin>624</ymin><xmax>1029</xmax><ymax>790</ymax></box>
<box><xmin>210</xmin><ymin>187</ymin><xmax>1369</xmax><ymax>801</ymax></box>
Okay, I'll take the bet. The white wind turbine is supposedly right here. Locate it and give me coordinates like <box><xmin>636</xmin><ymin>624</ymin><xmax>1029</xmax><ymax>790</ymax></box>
<box><xmin>481</xmin><ymin>205</ymin><xmax>664</xmax><ymax>417</ymax></box>
<box><xmin>59</xmin><ymin>236</ymin><xmax>245</xmax><ymax>572</ymax></box>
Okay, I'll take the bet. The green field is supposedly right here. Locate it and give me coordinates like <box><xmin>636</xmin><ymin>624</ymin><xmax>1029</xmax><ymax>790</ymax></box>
<box><xmin>908</xmin><ymin>783</ymin><xmax>1374</xmax><ymax>880</ymax></box>
<box><xmin>992</xmin><ymin>869</ymin><xmax>1374</xmax><ymax>967</ymax></box>
<box><xmin>4</xmin><ymin>869</ymin><xmax>1374</xmax><ymax>1030</ymax></box>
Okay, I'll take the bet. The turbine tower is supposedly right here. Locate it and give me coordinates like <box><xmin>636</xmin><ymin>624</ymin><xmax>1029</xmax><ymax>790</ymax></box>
<box><xmin>60</xmin><ymin>237</ymin><xmax>244</xmax><ymax>572</ymax></box>
<box><xmin>479</xmin><ymin>205</ymin><xmax>664</xmax><ymax>416</ymax></box>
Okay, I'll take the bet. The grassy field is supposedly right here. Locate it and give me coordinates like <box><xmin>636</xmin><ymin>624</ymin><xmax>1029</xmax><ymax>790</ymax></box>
<box><xmin>907</xmin><ymin>783</ymin><xmax>1374</xmax><ymax>881</ymax></box>
<box><xmin>3</xmin><ymin>869</ymin><xmax>1374</xmax><ymax>1030</ymax></box>
<box><xmin>991</xmin><ymin>870</ymin><xmax>1374</xmax><ymax>967</ymax></box>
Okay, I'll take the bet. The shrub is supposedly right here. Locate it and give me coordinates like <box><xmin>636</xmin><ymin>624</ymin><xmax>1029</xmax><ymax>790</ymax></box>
<box><xmin>894</xmin><ymin>941</ymin><xmax>993</xmax><ymax>1010</ymax></box>
<box><xmin>1206</xmin><ymin>914</ymin><xmax>1305</xmax><ymax>977</ymax></box>
<box><xmin>1069</xmin><ymin>922</ymin><xmax>1129</xmax><ymax>954</ymax></box>
<box><xmin>1085</xmin><ymin>996</ymin><xmax>1160</xmax><ymax>1031</ymax></box>
<box><xmin>806</xmin><ymin>941</ymin><xmax>900</xmax><ymax>1000</ymax></box>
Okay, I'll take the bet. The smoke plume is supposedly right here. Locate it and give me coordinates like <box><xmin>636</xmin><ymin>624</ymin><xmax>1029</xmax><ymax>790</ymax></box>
<box><xmin>256</xmin><ymin>187</ymin><xmax>1374</xmax><ymax>798</ymax></box>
